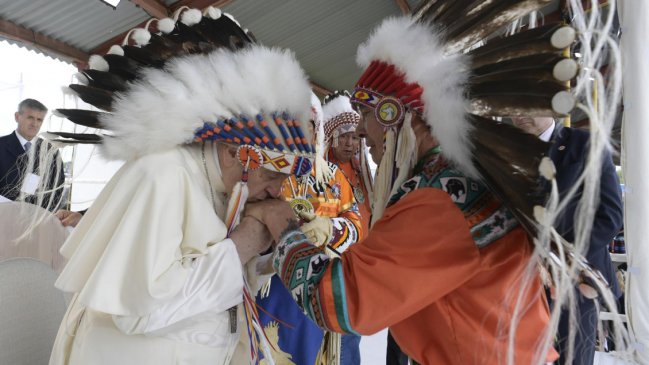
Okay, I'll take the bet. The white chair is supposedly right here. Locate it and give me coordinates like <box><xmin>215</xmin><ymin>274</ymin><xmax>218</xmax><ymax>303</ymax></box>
<box><xmin>0</xmin><ymin>257</ymin><xmax>67</xmax><ymax>365</ymax></box>
<box><xmin>0</xmin><ymin>202</ymin><xmax>69</xmax><ymax>273</ymax></box>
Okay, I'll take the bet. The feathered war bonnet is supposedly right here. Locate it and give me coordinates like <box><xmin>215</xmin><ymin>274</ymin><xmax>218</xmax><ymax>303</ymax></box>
<box><xmin>351</xmin><ymin>3</ymin><xmax>631</xmax><ymax>359</ymax></box>
<box><xmin>322</xmin><ymin>90</ymin><xmax>361</xmax><ymax>148</ymax></box>
<box><xmin>54</xmin><ymin>7</ymin><xmax>318</xmax><ymax>179</ymax></box>
<box><xmin>350</xmin><ymin>2</ymin><xmax>580</xmax><ymax>229</ymax></box>
<box><xmin>53</xmin><ymin>8</ymin><xmax>326</xmax><ymax>362</ymax></box>
<box><xmin>322</xmin><ymin>90</ymin><xmax>374</xmax><ymax>205</ymax></box>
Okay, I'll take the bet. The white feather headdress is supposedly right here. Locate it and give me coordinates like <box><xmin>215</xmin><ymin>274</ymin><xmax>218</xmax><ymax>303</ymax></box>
<box><xmin>101</xmin><ymin>46</ymin><xmax>312</xmax><ymax>161</ymax></box>
<box><xmin>354</xmin><ymin>17</ymin><xmax>474</xmax><ymax>176</ymax></box>
<box><xmin>56</xmin><ymin>9</ymin><xmax>319</xmax><ymax>178</ymax></box>
<box><xmin>322</xmin><ymin>91</ymin><xmax>361</xmax><ymax>144</ymax></box>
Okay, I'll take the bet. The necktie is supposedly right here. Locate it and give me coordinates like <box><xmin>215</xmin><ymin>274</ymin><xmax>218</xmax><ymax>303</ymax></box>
<box><xmin>24</xmin><ymin>141</ymin><xmax>32</xmax><ymax>152</ymax></box>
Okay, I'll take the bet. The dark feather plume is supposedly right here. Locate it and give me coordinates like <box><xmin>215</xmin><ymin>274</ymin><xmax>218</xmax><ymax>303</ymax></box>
<box><xmin>469</xmin><ymin>115</ymin><xmax>549</xmax><ymax>227</ymax></box>
<box><xmin>471</xmin><ymin>95</ymin><xmax>561</xmax><ymax>117</ymax></box>
<box><xmin>103</xmin><ymin>54</ymin><xmax>143</xmax><ymax>81</ymax></box>
<box><xmin>141</xmin><ymin>33</ymin><xmax>187</xmax><ymax>63</ymax></box>
<box><xmin>47</xmin><ymin>131</ymin><xmax>103</xmax><ymax>144</ymax></box>
<box><xmin>469</xmin><ymin>23</ymin><xmax>571</xmax><ymax>68</ymax></box>
<box><xmin>414</xmin><ymin>0</ymin><xmax>555</xmax><ymax>52</ymax></box>
<box><xmin>83</xmin><ymin>70</ymin><xmax>128</xmax><ymax>92</ymax></box>
<box><xmin>122</xmin><ymin>45</ymin><xmax>166</xmax><ymax>68</ymax></box>
<box><xmin>68</xmin><ymin>84</ymin><xmax>114</xmax><ymax>111</ymax></box>
<box><xmin>471</xmin><ymin>54</ymin><xmax>574</xmax><ymax>83</ymax></box>
<box><xmin>55</xmin><ymin>109</ymin><xmax>105</xmax><ymax>129</ymax></box>
<box><xmin>59</xmin><ymin>9</ymin><xmax>255</xmax><ymax>145</ymax></box>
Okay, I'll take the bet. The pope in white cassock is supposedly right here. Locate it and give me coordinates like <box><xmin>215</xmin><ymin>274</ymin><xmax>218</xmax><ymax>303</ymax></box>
<box><xmin>45</xmin><ymin>8</ymin><xmax>322</xmax><ymax>365</ymax></box>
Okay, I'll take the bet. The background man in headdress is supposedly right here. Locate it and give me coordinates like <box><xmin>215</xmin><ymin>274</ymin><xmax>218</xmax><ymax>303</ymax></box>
<box><xmin>322</xmin><ymin>90</ymin><xmax>373</xmax><ymax>234</ymax></box>
<box><xmin>45</xmin><ymin>8</ymin><xmax>323</xmax><ymax>365</ymax></box>
<box><xmin>0</xmin><ymin>98</ymin><xmax>64</xmax><ymax>209</ymax></box>
<box><xmin>512</xmin><ymin>116</ymin><xmax>623</xmax><ymax>365</ymax></box>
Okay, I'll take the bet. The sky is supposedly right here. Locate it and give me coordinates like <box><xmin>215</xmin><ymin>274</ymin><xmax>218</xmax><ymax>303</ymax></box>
<box><xmin>0</xmin><ymin>41</ymin><xmax>77</xmax><ymax>136</ymax></box>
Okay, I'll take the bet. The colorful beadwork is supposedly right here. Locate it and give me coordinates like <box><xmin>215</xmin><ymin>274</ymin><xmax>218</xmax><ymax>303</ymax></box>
<box><xmin>192</xmin><ymin>113</ymin><xmax>315</xmax><ymax>176</ymax></box>
<box><xmin>236</xmin><ymin>145</ymin><xmax>263</xmax><ymax>170</ymax></box>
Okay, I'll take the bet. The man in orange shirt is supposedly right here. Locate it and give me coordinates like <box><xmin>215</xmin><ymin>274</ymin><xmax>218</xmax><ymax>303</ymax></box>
<box><xmin>246</xmin><ymin>14</ymin><xmax>566</xmax><ymax>364</ymax></box>
<box><xmin>322</xmin><ymin>91</ymin><xmax>373</xmax><ymax>234</ymax></box>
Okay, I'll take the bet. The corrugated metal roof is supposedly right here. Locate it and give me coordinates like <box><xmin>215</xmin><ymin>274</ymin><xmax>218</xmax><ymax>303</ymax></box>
<box><xmin>0</xmin><ymin>0</ymin><xmax>405</xmax><ymax>90</ymax></box>
<box><xmin>0</xmin><ymin>0</ymin><xmax>153</xmax><ymax>52</ymax></box>
<box><xmin>222</xmin><ymin>0</ymin><xmax>403</xmax><ymax>91</ymax></box>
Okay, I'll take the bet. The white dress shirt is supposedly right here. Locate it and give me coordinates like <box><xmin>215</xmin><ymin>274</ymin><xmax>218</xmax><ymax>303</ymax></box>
<box><xmin>14</xmin><ymin>130</ymin><xmax>33</xmax><ymax>150</ymax></box>
<box><xmin>538</xmin><ymin>121</ymin><xmax>556</xmax><ymax>142</ymax></box>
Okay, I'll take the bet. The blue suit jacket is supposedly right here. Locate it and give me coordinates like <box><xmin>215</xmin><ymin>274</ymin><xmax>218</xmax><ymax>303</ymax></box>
<box><xmin>0</xmin><ymin>131</ymin><xmax>28</xmax><ymax>201</ymax></box>
<box><xmin>0</xmin><ymin>131</ymin><xmax>64</xmax><ymax>208</ymax></box>
<box><xmin>550</xmin><ymin>126</ymin><xmax>623</xmax><ymax>296</ymax></box>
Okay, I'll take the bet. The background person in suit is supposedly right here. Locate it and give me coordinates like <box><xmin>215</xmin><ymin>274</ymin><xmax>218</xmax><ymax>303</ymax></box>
<box><xmin>0</xmin><ymin>98</ymin><xmax>64</xmax><ymax>210</ymax></box>
<box><xmin>512</xmin><ymin>116</ymin><xmax>624</xmax><ymax>365</ymax></box>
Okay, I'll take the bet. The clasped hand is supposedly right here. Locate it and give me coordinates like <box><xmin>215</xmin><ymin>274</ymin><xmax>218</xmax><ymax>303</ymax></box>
<box><xmin>244</xmin><ymin>199</ymin><xmax>333</xmax><ymax>247</ymax></box>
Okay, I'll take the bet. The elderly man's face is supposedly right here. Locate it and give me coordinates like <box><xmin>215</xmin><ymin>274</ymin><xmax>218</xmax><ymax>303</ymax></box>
<box><xmin>356</xmin><ymin>107</ymin><xmax>384</xmax><ymax>164</ymax></box>
<box><xmin>219</xmin><ymin>144</ymin><xmax>289</xmax><ymax>201</ymax></box>
<box><xmin>15</xmin><ymin>107</ymin><xmax>46</xmax><ymax>140</ymax></box>
<box><xmin>245</xmin><ymin>167</ymin><xmax>288</xmax><ymax>201</ymax></box>
<box><xmin>511</xmin><ymin>117</ymin><xmax>554</xmax><ymax>136</ymax></box>
<box><xmin>331</xmin><ymin>131</ymin><xmax>360</xmax><ymax>163</ymax></box>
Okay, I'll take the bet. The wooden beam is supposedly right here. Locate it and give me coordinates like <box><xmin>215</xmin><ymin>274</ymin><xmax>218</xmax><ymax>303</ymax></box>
<box><xmin>310</xmin><ymin>81</ymin><xmax>331</xmax><ymax>97</ymax></box>
<box><xmin>169</xmin><ymin>0</ymin><xmax>233</xmax><ymax>12</ymax></box>
<box><xmin>395</xmin><ymin>0</ymin><xmax>411</xmax><ymax>15</ymax></box>
<box><xmin>0</xmin><ymin>18</ymin><xmax>88</xmax><ymax>66</ymax></box>
<box><xmin>129</xmin><ymin>0</ymin><xmax>169</xmax><ymax>18</ymax></box>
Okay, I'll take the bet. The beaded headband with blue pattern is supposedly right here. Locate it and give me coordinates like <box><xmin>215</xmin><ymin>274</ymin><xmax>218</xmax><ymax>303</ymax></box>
<box><xmin>193</xmin><ymin>113</ymin><xmax>315</xmax><ymax>176</ymax></box>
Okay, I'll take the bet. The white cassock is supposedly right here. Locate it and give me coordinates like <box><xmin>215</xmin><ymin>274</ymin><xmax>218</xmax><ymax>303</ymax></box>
<box><xmin>49</xmin><ymin>142</ymin><xmax>269</xmax><ymax>365</ymax></box>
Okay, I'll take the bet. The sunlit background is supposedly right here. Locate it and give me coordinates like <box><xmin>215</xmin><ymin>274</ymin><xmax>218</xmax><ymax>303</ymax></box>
<box><xmin>1</xmin><ymin>40</ymin><xmax>122</xmax><ymax>211</ymax></box>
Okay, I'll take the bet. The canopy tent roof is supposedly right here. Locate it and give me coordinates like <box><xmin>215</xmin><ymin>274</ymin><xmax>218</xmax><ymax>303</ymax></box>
<box><xmin>0</xmin><ymin>0</ymin><xmax>419</xmax><ymax>94</ymax></box>
<box><xmin>5</xmin><ymin>0</ymin><xmax>617</xmax><ymax>150</ymax></box>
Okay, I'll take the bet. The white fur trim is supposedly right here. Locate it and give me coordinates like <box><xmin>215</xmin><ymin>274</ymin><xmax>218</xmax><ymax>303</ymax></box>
<box><xmin>311</xmin><ymin>92</ymin><xmax>332</xmax><ymax>183</ymax></box>
<box><xmin>180</xmin><ymin>9</ymin><xmax>202</xmax><ymax>26</ymax></box>
<box><xmin>203</xmin><ymin>6</ymin><xmax>222</xmax><ymax>20</ymax></box>
<box><xmin>539</xmin><ymin>156</ymin><xmax>556</xmax><ymax>180</ymax></box>
<box><xmin>322</xmin><ymin>95</ymin><xmax>358</xmax><ymax>123</ymax></box>
<box><xmin>107</xmin><ymin>45</ymin><xmax>125</xmax><ymax>56</ymax></box>
<box><xmin>551</xmin><ymin>26</ymin><xmax>576</xmax><ymax>49</ymax></box>
<box><xmin>224</xmin><ymin>13</ymin><xmax>240</xmax><ymax>27</ymax></box>
<box><xmin>371</xmin><ymin>128</ymin><xmax>397</xmax><ymax>225</ymax></box>
<box><xmin>553</xmin><ymin>59</ymin><xmax>578</xmax><ymax>81</ymax></box>
<box><xmin>310</xmin><ymin>92</ymin><xmax>324</xmax><ymax>124</ymax></box>
<box><xmin>89</xmin><ymin>55</ymin><xmax>109</xmax><ymax>72</ymax></box>
<box><xmin>157</xmin><ymin>18</ymin><xmax>175</xmax><ymax>34</ymax></box>
<box><xmin>533</xmin><ymin>205</ymin><xmax>548</xmax><ymax>225</ymax></box>
<box><xmin>357</xmin><ymin>17</ymin><xmax>476</xmax><ymax>177</ymax></box>
<box><xmin>551</xmin><ymin>91</ymin><xmax>576</xmax><ymax>115</ymax></box>
<box><xmin>100</xmin><ymin>46</ymin><xmax>313</xmax><ymax>161</ymax></box>
<box><xmin>131</xmin><ymin>28</ymin><xmax>151</xmax><ymax>46</ymax></box>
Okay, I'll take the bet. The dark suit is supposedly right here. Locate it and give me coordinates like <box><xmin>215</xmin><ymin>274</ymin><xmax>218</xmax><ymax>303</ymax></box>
<box><xmin>550</xmin><ymin>126</ymin><xmax>623</xmax><ymax>365</ymax></box>
<box><xmin>0</xmin><ymin>131</ymin><xmax>65</xmax><ymax>210</ymax></box>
